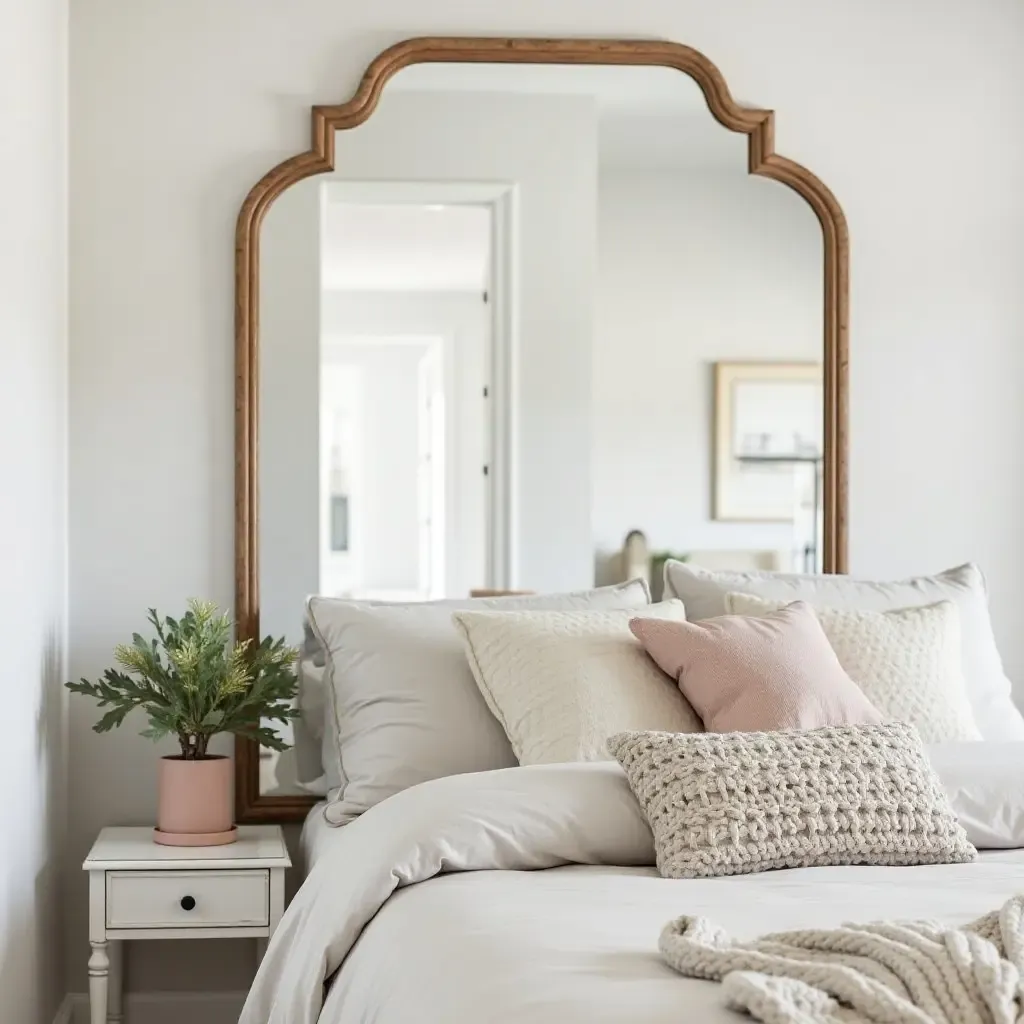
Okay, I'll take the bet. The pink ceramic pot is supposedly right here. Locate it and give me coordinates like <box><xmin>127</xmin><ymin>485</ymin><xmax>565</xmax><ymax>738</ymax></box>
<box><xmin>154</xmin><ymin>755</ymin><xmax>236</xmax><ymax>846</ymax></box>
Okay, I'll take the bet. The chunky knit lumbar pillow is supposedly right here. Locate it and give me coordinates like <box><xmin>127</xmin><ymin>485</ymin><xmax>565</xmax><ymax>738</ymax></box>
<box><xmin>609</xmin><ymin>722</ymin><xmax>976</xmax><ymax>879</ymax></box>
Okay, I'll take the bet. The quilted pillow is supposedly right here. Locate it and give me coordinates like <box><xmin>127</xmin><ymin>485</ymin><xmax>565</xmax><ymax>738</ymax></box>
<box><xmin>452</xmin><ymin>601</ymin><xmax>702</xmax><ymax>765</ymax></box>
<box><xmin>724</xmin><ymin>594</ymin><xmax>981</xmax><ymax>742</ymax></box>
<box><xmin>609</xmin><ymin>723</ymin><xmax>977</xmax><ymax>879</ymax></box>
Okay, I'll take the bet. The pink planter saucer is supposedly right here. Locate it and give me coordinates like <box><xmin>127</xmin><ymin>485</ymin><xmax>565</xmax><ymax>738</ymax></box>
<box><xmin>153</xmin><ymin>826</ymin><xmax>238</xmax><ymax>847</ymax></box>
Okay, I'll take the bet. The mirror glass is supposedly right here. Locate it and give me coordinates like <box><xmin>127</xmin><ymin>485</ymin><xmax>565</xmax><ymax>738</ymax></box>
<box><xmin>256</xmin><ymin>62</ymin><xmax>824</xmax><ymax>794</ymax></box>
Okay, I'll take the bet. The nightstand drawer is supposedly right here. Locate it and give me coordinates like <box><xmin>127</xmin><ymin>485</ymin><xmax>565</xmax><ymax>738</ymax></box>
<box><xmin>106</xmin><ymin>870</ymin><xmax>270</xmax><ymax>929</ymax></box>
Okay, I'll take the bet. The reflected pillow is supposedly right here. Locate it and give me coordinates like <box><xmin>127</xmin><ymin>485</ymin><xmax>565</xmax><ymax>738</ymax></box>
<box><xmin>288</xmin><ymin>621</ymin><xmax>333</xmax><ymax>796</ymax></box>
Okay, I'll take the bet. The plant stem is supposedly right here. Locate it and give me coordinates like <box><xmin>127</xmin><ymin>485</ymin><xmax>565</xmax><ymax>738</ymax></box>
<box><xmin>178</xmin><ymin>732</ymin><xmax>210</xmax><ymax>760</ymax></box>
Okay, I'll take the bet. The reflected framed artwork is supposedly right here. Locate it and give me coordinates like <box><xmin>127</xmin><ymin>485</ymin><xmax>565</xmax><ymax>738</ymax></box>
<box><xmin>713</xmin><ymin>361</ymin><xmax>823</xmax><ymax>523</ymax></box>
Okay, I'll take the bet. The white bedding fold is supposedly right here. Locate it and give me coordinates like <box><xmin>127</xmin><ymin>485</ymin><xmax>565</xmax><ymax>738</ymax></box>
<box><xmin>245</xmin><ymin>745</ymin><xmax>1024</xmax><ymax>1024</ymax></box>
<box><xmin>240</xmin><ymin>762</ymin><xmax>655</xmax><ymax>1024</ymax></box>
<box><xmin>926</xmin><ymin>742</ymin><xmax>1024</xmax><ymax>848</ymax></box>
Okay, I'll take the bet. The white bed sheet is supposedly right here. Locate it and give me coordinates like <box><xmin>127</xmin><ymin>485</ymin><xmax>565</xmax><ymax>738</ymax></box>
<box><xmin>322</xmin><ymin>854</ymin><xmax>1024</xmax><ymax>1024</ymax></box>
<box><xmin>243</xmin><ymin>761</ymin><xmax>1024</xmax><ymax>1024</ymax></box>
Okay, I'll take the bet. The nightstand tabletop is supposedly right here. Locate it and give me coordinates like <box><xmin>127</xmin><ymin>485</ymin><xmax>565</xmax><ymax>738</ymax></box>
<box><xmin>83</xmin><ymin>825</ymin><xmax>290</xmax><ymax>871</ymax></box>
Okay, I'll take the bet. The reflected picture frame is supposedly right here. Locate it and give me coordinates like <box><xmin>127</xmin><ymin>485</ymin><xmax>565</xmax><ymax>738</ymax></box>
<box><xmin>712</xmin><ymin>361</ymin><xmax>823</xmax><ymax>523</ymax></box>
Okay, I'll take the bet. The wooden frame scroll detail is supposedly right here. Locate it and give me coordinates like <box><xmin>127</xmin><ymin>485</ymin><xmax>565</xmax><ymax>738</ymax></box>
<box><xmin>234</xmin><ymin>36</ymin><xmax>850</xmax><ymax>823</ymax></box>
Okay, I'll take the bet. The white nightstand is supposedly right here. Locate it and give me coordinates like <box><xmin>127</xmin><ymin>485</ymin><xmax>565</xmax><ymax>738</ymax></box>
<box><xmin>83</xmin><ymin>825</ymin><xmax>290</xmax><ymax>1024</ymax></box>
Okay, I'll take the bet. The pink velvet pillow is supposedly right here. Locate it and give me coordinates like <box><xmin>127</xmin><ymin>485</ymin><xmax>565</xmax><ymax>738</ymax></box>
<box><xmin>629</xmin><ymin>601</ymin><xmax>882</xmax><ymax>733</ymax></box>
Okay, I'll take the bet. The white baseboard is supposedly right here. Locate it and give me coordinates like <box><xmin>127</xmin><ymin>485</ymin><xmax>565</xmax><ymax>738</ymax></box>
<box><xmin>62</xmin><ymin>990</ymin><xmax>247</xmax><ymax>1024</ymax></box>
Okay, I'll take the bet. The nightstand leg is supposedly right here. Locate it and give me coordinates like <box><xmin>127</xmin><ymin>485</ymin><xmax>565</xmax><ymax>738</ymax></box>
<box><xmin>107</xmin><ymin>940</ymin><xmax>123</xmax><ymax>1023</ymax></box>
<box><xmin>88</xmin><ymin>941</ymin><xmax>109</xmax><ymax>1024</ymax></box>
<box><xmin>255</xmin><ymin>936</ymin><xmax>268</xmax><ymax>967</ymax></box>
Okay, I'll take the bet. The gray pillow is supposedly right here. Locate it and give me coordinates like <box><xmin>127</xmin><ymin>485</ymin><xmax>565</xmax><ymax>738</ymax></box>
<box><xmin>308</xmin><ymin>579</ymin><xmax>652</xmax><ymax>825</ymax></box>
<box><xmin>609</xmin><ymin>722</ymin><xmax>976</xmax><ymax>879</ymax></box>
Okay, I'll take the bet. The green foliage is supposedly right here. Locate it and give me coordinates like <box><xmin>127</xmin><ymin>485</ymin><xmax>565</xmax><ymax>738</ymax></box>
<box><xmin>650</xmin><ymin>550</ymin><xmax>690</xmax><ymax>564</ymax></box>
<box><xmin>66</xmin><ymin>600</ymin><xmax>300</xmax><ymax>759</ymax></box>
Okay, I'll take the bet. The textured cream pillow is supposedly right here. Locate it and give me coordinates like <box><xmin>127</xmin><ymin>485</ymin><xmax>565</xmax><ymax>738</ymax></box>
<box><xmin>725</xmin><ymin>593</ymin><xmax>981</xmax><ymax>742</ymax></box>
<box><xmin>610</xmin><ymin>723</ymin><xmax>977</xmax><ymax>879</ymax></box>
<box><xmin>452</xmin><ymin>601</ymin><xmax>701</xmax><ymax>765</ymax></box>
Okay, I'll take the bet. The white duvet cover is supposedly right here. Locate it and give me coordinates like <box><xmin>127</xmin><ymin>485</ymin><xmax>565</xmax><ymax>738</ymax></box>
<box><xmin>241</xmin><ymin>760</ymin><xmax>1024</xmax><ymax>1024</ymax></box>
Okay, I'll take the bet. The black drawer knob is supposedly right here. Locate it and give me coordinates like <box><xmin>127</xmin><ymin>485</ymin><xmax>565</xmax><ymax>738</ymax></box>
<box><xmin>180</xmin><ymin>895</ymin><xmax>196</xmax><ymax>911</ymax></box>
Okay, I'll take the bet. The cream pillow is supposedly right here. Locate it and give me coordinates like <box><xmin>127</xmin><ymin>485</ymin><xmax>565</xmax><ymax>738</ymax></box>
<box><xmin>725</xmin><ymin>593</ymin><xmax>981</xmax><ymax>742</ymax></box>
<box><xmin>452</xmin><ymin>601</ymin><xmax>701</xmax><ymax>765</ymax></box>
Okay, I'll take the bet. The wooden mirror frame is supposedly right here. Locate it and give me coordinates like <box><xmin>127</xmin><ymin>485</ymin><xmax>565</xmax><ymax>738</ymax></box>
<box><xmin>234</xmin><ymin>36</ymin><xmax>850</xmax><ymax>823</ymax></box>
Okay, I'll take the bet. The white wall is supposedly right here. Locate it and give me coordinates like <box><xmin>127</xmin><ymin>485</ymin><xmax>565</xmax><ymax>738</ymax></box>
<box><xmin>1</xmin><ymin>0</ymin><xmax>68</xmax><ymax>1021</ymax></box>
<box><xmin>68</xmin><ymin>0</ymin><xmax>1024</xmax><ymax>1002</ymax></box>
<box><xmin>593</xmin><ymin>168</ymin><xmax>821</xmax><ymax>562</ymax></box>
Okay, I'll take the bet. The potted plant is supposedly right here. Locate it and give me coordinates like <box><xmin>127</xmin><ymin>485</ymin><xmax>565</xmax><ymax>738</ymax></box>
<box><xmin>67</xmin><ymin>599</ymin><xmax>299</xmax><ymax>846</ymax></box>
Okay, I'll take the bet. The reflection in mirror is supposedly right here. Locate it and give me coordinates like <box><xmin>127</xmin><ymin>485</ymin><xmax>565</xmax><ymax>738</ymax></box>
<box><xmin>256</xmin><ymin>63</ymin><xmax>823</xmax><ymax>794</ymax></box>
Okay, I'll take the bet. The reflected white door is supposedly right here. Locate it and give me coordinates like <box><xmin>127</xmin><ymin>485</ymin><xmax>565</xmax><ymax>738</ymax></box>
<box><xmin>417</xmin><ymin>342</ymin><xmax>446</xmax><ymax>598</ymax></box>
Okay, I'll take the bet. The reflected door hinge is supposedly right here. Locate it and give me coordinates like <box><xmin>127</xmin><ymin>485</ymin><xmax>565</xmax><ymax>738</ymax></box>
<box><xmin>483</xmin><ymin>465</ymin><xmax>489</xmax><ymax>476</ymax></box>
<box><xmin>483</xmin><ymin>386</ymin><xmax>489</xmax><ymax>398</ymax></box>
<box><xmin>483</xmin><ymin>290</ymin><xmax>489</xmax><ymax>304</ymax></box>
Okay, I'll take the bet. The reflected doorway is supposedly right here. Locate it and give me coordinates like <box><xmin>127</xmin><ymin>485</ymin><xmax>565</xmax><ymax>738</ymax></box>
<box><xmin>318</xmin><ymin>199</ymin><xmax>493</xmax><ymax>601</ymax></box>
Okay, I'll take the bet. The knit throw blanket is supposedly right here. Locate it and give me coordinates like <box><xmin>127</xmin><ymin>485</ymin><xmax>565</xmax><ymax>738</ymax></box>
<box><xmin>660</xmin><ymin>896</ymin><xmax>1024</xmax><ymax>1024</ymax></box>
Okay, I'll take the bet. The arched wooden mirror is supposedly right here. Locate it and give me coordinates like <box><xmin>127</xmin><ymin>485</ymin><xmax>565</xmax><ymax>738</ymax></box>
<box><xmin>235</xmin><ymin>37</ymin><xmax>849</xmax><ymax>822</ymax></box>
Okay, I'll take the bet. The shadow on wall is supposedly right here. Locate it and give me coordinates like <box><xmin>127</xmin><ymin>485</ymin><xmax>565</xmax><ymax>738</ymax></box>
<box><xmin>594</xmin><ymin>550</ymin><xmax>624</xmax><ymax>589</ymax></box>
<box><xmin>0</xmin><ymin>626</ymin><xmax>66</xmax><ymax>1024</ymax></box>
<box><xmin>39</xmin><ymin>627</ymin><xmax>67</xmax><ymax>1019</ymax></box>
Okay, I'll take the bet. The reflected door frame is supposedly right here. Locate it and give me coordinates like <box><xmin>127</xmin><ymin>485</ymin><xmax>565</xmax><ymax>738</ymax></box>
<box><xmin>321</xmin><ymin>180</ymin><xmax>516</xmax><ymax>591</ymax></box>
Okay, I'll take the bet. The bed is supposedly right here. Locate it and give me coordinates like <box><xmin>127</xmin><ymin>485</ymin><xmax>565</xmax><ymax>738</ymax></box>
<box><xmin>240</xmin><ymin>564</ymin><xmax>1024</xmax><ymax>1023</ymax></box>
<box><xmin>245</xmin><ymin>748</ymin><xmax>1024</xmax><ymax>1024</ymax></box>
